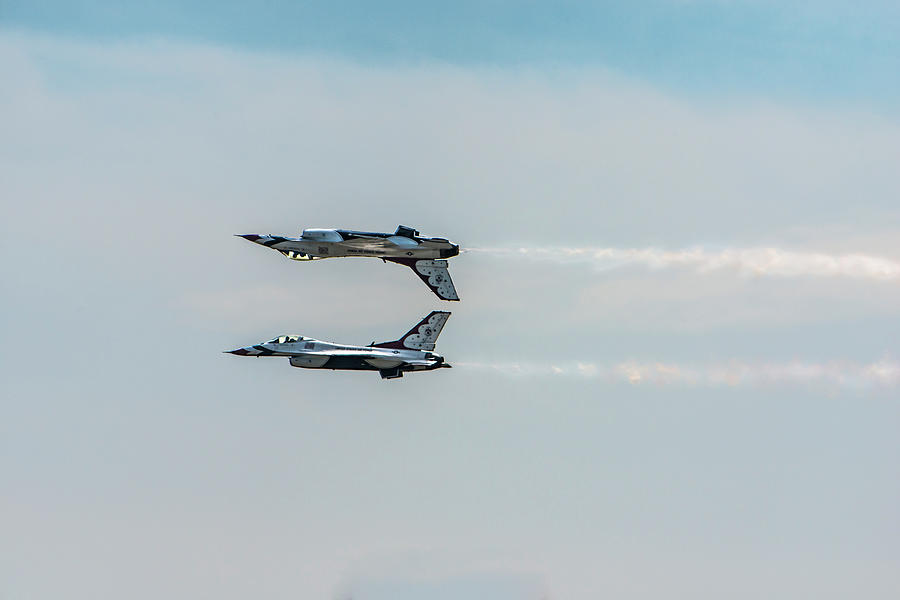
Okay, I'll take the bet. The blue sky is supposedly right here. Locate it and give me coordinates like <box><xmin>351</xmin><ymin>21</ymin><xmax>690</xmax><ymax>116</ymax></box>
<box><xmin>3</xmin><ymin>3</ymin><xmax>900</xmax><ymax>599</ymax></box>
<box><xmin>4</xmin><ymin>0</ymin><xmax>900</xmax><ymax>100</ymax></box>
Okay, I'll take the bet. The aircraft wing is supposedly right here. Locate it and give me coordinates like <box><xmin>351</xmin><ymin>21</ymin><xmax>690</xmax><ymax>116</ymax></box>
<box><xmin>342</xmin><ymin>235</ymin><xmax>419</xmax><ymax>250</ymax></box>
<box><xmin>298</xmin><ymin>349</ymin><xmax>381</xmax><ymax>357</ymax></box>
<box><xmin>384</xmin><ymin>258</ymin><xmax>459</xmax><ymax>301</ymax></box>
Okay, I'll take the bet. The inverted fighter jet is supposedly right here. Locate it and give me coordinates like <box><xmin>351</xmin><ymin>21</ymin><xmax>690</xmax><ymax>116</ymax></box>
<box><xmin>237</xmin><ymin>225</ymin><xmax>460</xmax><ymax>301</ymax></box>
<box><xmin>226</xmin><ymin>311</ymin><xmax>452</xmax><ymax>380</ymax></box>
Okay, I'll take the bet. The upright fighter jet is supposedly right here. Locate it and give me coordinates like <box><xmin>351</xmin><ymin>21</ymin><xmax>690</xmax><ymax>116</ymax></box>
<box><xmin>226</xmin><ymin>311</ymin><xmax>452</xmax><ymax>380</ymax></box>
<box><xmin>237</xmin><ymin>225</ymin><xmax>460</xmax><ymax>301</ymax></box>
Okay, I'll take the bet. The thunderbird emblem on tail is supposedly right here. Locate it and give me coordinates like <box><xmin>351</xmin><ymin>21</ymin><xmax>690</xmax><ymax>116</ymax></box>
<box><xmin>237</xmin><ymin>225</ymin><xmax>460</xmax><ymax>300</ymax></box>
<box><xmin>227</xmin><ymin>311</ymin><xmax>452</xmax><ymax>380</ymax></box>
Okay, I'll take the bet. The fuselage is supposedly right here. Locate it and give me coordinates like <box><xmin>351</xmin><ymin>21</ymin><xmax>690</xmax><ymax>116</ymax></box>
<box><xmin>238</xmin><ymin>228</ymin><xmax>460</xmax><ymax>262</ymax></box>
<box><xmin>228</xmin><ymin>335</ymin><xmax>446</xmax><ymax>374</ymax></box>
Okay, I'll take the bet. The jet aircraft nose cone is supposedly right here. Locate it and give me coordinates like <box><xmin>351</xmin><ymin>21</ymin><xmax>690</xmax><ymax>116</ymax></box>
<box><xmin>236</xmin><ymin>234</ymin><xmax>262</xmax><ymax>242</ymax></box>
<box><xmin>227</xmin><ymin>348</ymin><xmax>252</xmax><ymax>355</ymax></box>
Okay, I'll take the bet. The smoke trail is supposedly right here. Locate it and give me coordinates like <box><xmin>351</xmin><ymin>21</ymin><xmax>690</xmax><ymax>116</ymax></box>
<box><xmin>467</xmin><ymin>246</ymin><xmax>900</xmax><ymax>281</ymax></box>
<box><xmin>454</xmin><ymin>359</ymin><xmax>900</xmax><ymax>388</ymax></box>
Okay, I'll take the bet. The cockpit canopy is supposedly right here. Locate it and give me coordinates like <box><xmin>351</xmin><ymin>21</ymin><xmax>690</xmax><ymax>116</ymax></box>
<box><xmin>267</xmin><ymin>335</ymin><xmax>304</xmax><ymax>344</ymax></box>
<box><xmin>300</xmin><ymin>228</ymin><xmax>343</xmax><ymax>242</ymax></box>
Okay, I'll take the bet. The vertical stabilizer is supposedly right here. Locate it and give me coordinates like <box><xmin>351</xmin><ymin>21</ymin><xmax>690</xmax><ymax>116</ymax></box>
<box><xmin>372</xmin><ymin>311</ymin><xmax>451</xmax><ymax>351</ymax></box>
<box><xmin>383</xmin><ymin>257</ymin><xmax>460</xmax><ymax>301</ymax></box>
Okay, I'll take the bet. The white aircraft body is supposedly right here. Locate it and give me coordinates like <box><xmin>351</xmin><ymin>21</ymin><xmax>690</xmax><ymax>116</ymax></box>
<box><xmin>237</xmin><ymin>225</ymin><xmax>460</xmax><ymax>300</ymax></box>
<box><xmin>226</xmin><ymin>311</ymin><xmax>452</xmax><ymax>380</ymax></box>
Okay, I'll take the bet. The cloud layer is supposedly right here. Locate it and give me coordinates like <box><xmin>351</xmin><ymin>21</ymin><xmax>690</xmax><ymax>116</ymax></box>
<box><xmin>4</xmin><ymin>30</ymin><xmax>900</xmax><ymax>600</ymax></box>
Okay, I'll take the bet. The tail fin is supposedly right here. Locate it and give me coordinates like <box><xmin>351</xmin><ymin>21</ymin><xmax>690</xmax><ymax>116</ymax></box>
<box><xmin>372</xmin><ymin>311</ymin><xmax>451</xmax><ymax>351</ymax></box>
<box><xmin>383</xmin><ymin>258</ymin><xmax>460</xmax><ymax>301</ymax></box>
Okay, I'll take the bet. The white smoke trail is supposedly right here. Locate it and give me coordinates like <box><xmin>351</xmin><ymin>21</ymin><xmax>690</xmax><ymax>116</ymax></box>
<box><xmin>454</xmin><ymin>359</ymin><xmax>900</xmax><ymax>389</ymax></box>
<box><xmin>467</xmin><ymin>246</ymin><xmax>900</xmax><ymax>281</ymax></box>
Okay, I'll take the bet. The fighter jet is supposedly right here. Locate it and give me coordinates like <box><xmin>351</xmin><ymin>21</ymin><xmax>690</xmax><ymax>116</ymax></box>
<box><xmin>226</xmin><ymin>311</ymin><xmax>452</xmax><ymax>380</ymax></box>
<box><xmin>236</xmin><ymin>225</ymin><xmax>460</xmax><ymax>301</ymax></box>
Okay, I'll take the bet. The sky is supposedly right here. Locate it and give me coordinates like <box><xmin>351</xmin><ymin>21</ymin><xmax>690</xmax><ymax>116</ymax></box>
<box><xmin>2</xmin><ymin>2</ymin><xmax>899</xmax><ymax>599</ymax></box>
